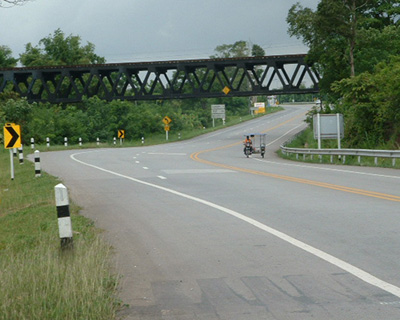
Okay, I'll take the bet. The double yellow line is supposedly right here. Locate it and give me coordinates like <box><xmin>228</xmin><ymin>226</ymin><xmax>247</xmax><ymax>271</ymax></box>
<box><xmin>190</xmin><ymin>114</ymin><xmax>400</xmax><ymax>203</ymax></box>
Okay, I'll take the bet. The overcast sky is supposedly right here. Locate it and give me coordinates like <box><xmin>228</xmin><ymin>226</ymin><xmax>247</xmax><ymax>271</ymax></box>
<box><xmin>1</xmin><ymin>0</ymin><xmax>319</xmax><ymax>63</ymax></box>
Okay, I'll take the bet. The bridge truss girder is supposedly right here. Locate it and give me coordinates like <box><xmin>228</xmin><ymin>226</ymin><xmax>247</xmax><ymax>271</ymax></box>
<box><xmin>0</xmin><ymin>54</ymin><xmax>319</xmax><ymax>103</ymax></box>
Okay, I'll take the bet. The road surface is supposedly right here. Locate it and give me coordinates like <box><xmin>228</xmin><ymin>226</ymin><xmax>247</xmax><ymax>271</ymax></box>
<box><xmin>39</xmin><ymin>105</ymin><xmax>400</xmax><ymax>319</ymax></box>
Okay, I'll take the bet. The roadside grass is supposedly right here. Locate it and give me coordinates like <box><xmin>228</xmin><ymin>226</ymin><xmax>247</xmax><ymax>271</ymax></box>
<box><xmin>0</xmin><ymin>149</ymin><xmax>120</xmax><ymax>320</ymax></box>
<box><xmin>0</xmin><ymin>108</ymin><xmax>282</xmax><ymax>319</ymax></box>
<box><xmin>279</xmin><ymin>127</ymin><xmax>400</xmax><ymax>169</ymax></box>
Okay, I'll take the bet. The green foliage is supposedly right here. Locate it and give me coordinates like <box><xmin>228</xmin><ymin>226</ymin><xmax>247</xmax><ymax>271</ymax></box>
<box><xmin>19</xmin><ymin>28</ymin><xmax>105</xmax><ymax>67</ymax></box>
<box><xmin>287</xmin><ymin>0</ymin><xmax>400</xmax><ymax>95</ymax></box>
<box><xmin>332</xmin><ymin>56</ymin><xmax>400</xmax><ymax>148</ymax></box>
<box><xmin>0</xmin><ymin>45</ymin><xmax>18</xmax><ymax>67</ymax></box>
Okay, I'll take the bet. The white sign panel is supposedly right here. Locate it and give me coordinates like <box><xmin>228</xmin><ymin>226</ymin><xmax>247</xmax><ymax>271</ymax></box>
<box><xmin>313</xmin><ymin>114</ymin><xmax>344</xmax><ymax>139</ymax></box>
<box><xmin>211</xmin><ymin>104</ymin><xmax>225</xmax><ymax>119</ymax></box>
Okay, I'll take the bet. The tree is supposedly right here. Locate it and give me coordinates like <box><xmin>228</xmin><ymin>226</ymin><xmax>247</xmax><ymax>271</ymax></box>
<box><xmin>0</xmin><ymin>45</ymin><xmax>18</xmax><ymax>67</ymax></box>
<box><xmin>287</xmin><ymin>0</ymin><xmax>400</xmax><ymax>94</ymax></box>
<box><xmin>20</xmin><ymin>28</ymin><xmax>105</xmax><ymax>67</ymax></box>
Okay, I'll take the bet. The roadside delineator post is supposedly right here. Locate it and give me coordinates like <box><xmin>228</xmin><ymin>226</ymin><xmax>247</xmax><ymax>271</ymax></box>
<box><xmin>141</xmin><ymin>137</ymin><xmax>144</xmax><ymax>144</ymax></box>
<box><xmin>113</xmin><ymin>137</ymin><xmax>116</xmax><ymax>145</ymax></box>
<box><xmin>79</xmin><ymin>137</ymin><xmax>82</xmax><ymax>146</ymax></box>
<box><xmin>31</xmin><ymin>137</ymin><xmax>35</xmax><ymax>149</ymax></box>
<box><xmin>97</xmin><ymin>137</ymin><xmax>100</xmax><ymax>146</ymax></box>
<box><xmin>46</xmin><ymin>137</ymin><xmax>50</xmax><ymax>148</ymax></box>
<box><xmin>18</xmin><ymin>145</ymin><xmax>24</xmax><ymax>164</ymax></box>
<box><xmin>34</xmin><ymin>150</ymin><xmax>41</xmax><ymax>177</ymax></box>
<box><xmin>54</xmin><ymin>183</ymin><xmax>73</xmax><ymax>249</ymax></box>
<box><xmin>64</xmin><ymin>137</ymin><xmax>68</xmax><ymax>147</ymax></box>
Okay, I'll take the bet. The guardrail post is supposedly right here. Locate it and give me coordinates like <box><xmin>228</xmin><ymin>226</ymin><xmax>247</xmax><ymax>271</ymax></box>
<box><xmin>374</xmin><ymin>157</ymin><xmax>378</xmax><ymax>166</ymax></box>
<box><xmin>393</xmin><ymin>158</ymin><xmax>396</xmax><ymax>167</ymax></box>
<box><xmin>34</xmin><ymin>150</ymin><xmax>41</xmax><ymax>177</ymax></box>
<box><xmin>54</xmin><ymin>183</ymin><xmax>73</xmax><ymax>249</ymax></box>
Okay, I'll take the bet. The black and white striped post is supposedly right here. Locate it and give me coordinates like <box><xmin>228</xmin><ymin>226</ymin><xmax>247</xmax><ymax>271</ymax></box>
<box><xmin>34</xmin><ymin>150</ymin><xmax>41</xmax><ymax>177</ymax></box>
<box><xmin>46</xmin><ymin>137</ymin><xmax>50</xmax><ymax>148</ymax></box>
<box><xmin>31</xmin><ymin>137</ymin><xmax>35</xmax><ymax>149</ymax></box>
<box><xmin>13</xmin><ymin>148</ymin><xmax>17</xmax><ymax>157</ymax></box>
<box><xmin>141</xmin><ymin>136</ymin><xmax>144</xmax><ymax>144</ymax></box>
<box><xmin>113</xmin><ymin>137</ymin><xmax>116</xmax><ymax>145</ymax></box>
<box><xmin>79</xmin><ymin>137</ymin><xmax>82</xmax><ymax>146</ymax></box>
<box><xmin>97</xmin><ymin>137</ymin><xmax>100</xmax><ymax>146</ymax></box>
<box><xmin>18</xmin><ymin>145</ymin><xmax>24</xmax><ymax>164</ymax></box>
<box><xmin>55</xmin><ymin>183</ymin><xmax>73</xmax><ymax>249</ymax></box>
<box><xmin>64</xmin><ymin>137</ymin><xmax>68</xmax><ymax>147</ymax></box>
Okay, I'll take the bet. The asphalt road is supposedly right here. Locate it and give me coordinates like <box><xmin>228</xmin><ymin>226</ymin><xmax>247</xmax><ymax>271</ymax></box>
<box><xmin>39</xmin><ymin>105</ymin><xmax>400</xmax><ymax>319</ymax></box>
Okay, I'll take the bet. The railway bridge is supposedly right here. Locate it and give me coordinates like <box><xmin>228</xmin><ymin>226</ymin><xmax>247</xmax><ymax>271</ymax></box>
<box><xmin>0</xmin><ymin>54</ymin><xmax>319</xmax><ymax>103</ymax></box>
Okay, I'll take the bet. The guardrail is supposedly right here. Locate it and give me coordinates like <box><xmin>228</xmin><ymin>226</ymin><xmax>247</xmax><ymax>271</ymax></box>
<box><xmin>280</xmin><ymin>145</ymin><xmax>400</xmax><ymax>167</ymax></box>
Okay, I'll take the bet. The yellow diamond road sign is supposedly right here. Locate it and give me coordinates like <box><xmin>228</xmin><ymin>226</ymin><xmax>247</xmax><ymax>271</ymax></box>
<box><xmin>4</xmin><ymin>123</ymin><xmax>22</xmax><ymax>149</ymax></box>
<box><xmin>222</xmin><ymin>86</ymin><xmax>231</xmax><ymax>95</ymax></box>
<box><xmin>162</xmin><ymin>116</ymin><xmax>171</xmax><ymax>125</ymax></box>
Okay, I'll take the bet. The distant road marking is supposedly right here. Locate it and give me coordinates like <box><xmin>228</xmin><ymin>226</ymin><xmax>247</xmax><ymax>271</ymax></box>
<box><xmin>158</xmin><ymin>176</ymin><xmax>167</xmax><ymax>180</ymax></box>
<box><xmin>148</xmin><ymin>152</ymin><xmax>187</xmax><ymax>156</ymax></box>
<box><xmin>135</xmin><ymin>161</ymin><xmax>140</xmax><ymax>164</ymax></box>
<box><xmin>143</xmin><ymin>167</ymin><xmax>148</xmax><ymax>170</ymax></box>
<box><xmin>163</xmin><ymin>169</ymin><xmax>234</xmax><ymax>174</ymax></box>
<box><xmin>71</xmin><ymin>150</ymin><xmax>400</xmax><ymax>299</ymax></box>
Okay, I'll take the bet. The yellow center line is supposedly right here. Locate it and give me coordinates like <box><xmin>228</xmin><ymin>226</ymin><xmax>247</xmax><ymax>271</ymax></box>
<box><xmin>190</xmin><ymin>114</ymin><xmax>400</xmax><ymax>203</ymax></box>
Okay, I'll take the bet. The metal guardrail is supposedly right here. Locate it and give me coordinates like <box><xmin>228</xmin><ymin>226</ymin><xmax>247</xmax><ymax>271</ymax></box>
<box><xmin>280</xmin><ymin>145</ymin><xmax>400</xmax><ymax>166</ymax></box>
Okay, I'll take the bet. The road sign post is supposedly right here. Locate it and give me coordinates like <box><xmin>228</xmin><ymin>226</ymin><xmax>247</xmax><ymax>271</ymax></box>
<box><xmin>162</xmin><ymin>116</ymin><xmax>171</xmax><ymax>141</ymax></box>
<box><xmin>118</xmin><ymin>130</ymin><xmax>125</xmax><ymax>145</ymax></box>
<box><xmin>4</xmin><ymin>123</ymin><xmax>22</xmax><ymax>180</ymax></box>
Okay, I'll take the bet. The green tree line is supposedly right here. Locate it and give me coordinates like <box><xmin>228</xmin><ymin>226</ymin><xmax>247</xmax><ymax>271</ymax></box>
<box><xmin>287</xmin><ymin>0</ymin><xmax>400</xmax><ymax>149</ymax></box>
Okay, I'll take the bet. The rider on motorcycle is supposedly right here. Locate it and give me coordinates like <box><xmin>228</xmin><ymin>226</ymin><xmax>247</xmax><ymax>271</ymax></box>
<box><xmin>243</xmin><ymin>135</ymin><xmax>253</xmax><ymax>154</ymax></box>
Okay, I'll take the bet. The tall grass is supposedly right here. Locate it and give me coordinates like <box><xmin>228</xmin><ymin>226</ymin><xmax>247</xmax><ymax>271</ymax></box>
<box><xmin>0</xmin><ymin>148</ymin><xmax>120</xmax><ymax>320</ymax></box>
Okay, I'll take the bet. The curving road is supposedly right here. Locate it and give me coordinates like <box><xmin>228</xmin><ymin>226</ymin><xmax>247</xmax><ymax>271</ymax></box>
<box><xmin>39</xmin><ymin>105</ymin><xmax>400</xmax><ymax>319</ymax></box>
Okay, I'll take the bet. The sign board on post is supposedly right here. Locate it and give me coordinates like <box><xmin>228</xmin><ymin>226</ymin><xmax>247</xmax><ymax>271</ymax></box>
<box><xmin>313</xmin><ymin>113</ymin><xmax>344</xmax><ymax>149</ymax></box>
<box><xmin>211</xmin><ymin>104</ymin><xmax>225</xmax><ymax>127</ymax></box>
<box><xmin>313</xmin><ymin>114</ymin><xmax>344</xmax><ymax>139</ymax></box>
<box><xmin>4</xmin><ymin>123</ymin><xmax>22</xmax><ymax>149</ymax></box>
<box><xmin>118</xmin><ymin>130</ymin><xmax>125</xmax><ymax>139</ymax></box>
<box><xmin>254</xmin><ymin>102</ymin><xmax>266</xmax><ymax>114</ymax></box>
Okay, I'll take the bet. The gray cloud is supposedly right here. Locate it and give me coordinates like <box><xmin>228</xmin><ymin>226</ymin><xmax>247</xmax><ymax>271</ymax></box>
<box><xmin>0</xmin><ymin>0</ymin><xmax>319</xmax><ymax>63</ymax></box>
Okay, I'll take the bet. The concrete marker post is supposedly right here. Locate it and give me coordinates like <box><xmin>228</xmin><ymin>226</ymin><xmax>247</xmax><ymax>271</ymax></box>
<box><xmin>97</xmin><ymin>137</ymin><xmax>100</xmax><ymax>146</ymax></box>
<box><xmin>141</xmin><ymin>137</ymin><xmax>144</xmax><ymax>144</ymax></box>
<box><xmin>18</xmin><ymin>145</ymin><xmax>24</xmax><ymax>164</ymax></box>
<box><xmin>54</xmin><ymin>183</ymin><xmax>73</xmax><ymax>249</ymax></box>
<box><xmin>31</xmin><ymin>137</ymin><xmax>35</xmax><ymax>149</ymax></box>
<box><xmin>113</xmin><ymin>137</ymin><xmax>116</xmax><ymax>145</ymax></box>
<box><xmin>34</xmin><ymin>150</ymin><xmax>41</xmax><ymax>177</ymax></box>
<box><xmin>79</xmin><ymin>137</ymin><xmax>82</xmax><ymax>147</ymax></box>
<box><xmin>64</xmin><ymin>137</ymin><xmax>68</xmax><ymax>147</ymax></box>
<box><xmin>46</xmin><ymin>137</ymin><xmax>50</xmax><ymax>148</ymax></box>
<box><xmin>13</xmin><ymin>148</ymin><xmax>17</xmax><ymax>157</ymax></box>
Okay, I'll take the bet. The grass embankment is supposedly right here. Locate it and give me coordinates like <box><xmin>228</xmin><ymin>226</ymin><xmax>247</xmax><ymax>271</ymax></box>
<box><xmin>280</xmin><ymin>127</ymin><xmax>400</xmax><ymax>169</ymax></box>
<box><xmin>0</xmin><ymin>108</ymin><xmax>282</xmax><ymax>319</ymax></box>
<box><xmin>0</xmin><ymin>150</ymin><xmax>120</xmax><ymax>320</ymax></box>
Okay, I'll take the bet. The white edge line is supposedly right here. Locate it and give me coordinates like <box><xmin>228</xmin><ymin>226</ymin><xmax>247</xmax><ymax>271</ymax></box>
<box><xmin>70</xmin><ymin>151</ymin><xmax>400</xmax><ymax>298</ymax></box>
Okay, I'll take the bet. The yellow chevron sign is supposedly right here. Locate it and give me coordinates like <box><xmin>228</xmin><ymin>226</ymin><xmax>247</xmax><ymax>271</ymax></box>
<box><xmin>4</xmin><ymin>123</ymin><xmax>21</xmax><ymax>149</ymax></box>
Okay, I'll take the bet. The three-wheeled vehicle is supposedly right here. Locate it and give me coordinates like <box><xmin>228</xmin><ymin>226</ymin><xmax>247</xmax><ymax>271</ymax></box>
<box><xmin>243</xmin><ymin>133</ymin><xmax>266</xmax><ymax>158</ymax></box>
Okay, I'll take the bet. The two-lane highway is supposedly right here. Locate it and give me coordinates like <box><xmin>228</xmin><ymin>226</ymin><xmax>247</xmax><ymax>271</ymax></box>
<box><xmin>39</xmin><ymin>105</ymin><xmax>400</xmax><ymax>319</ymax></box>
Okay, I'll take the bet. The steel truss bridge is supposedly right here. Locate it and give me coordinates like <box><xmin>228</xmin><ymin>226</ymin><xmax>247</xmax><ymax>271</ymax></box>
<box><xmin>0</xmin><ymin>54</ymin><xmax>319</xmax><ymax>103</ymax></box>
